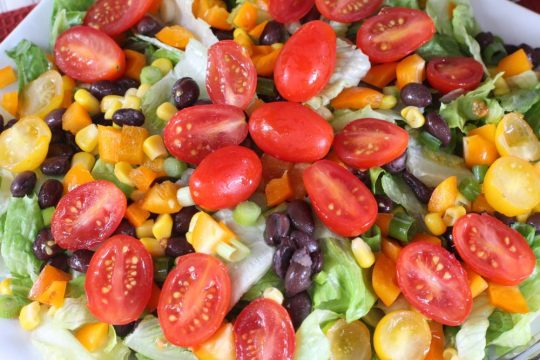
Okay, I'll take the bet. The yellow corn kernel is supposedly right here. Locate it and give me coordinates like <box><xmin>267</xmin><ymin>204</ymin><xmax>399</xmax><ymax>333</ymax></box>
<box><xmin>0</xmin><ymin>278</ymin><xmax>12</xmax><ymax>295</ymax></box>
<box><xmin>401</xmin><ymin>106</ymin><xmax>425</xmax><ymax>128</ymax></box>
<box><xmin>100</xmin><ymin>95</ymin><xmax>124</xmax><ymax>113</ymax></box>
<box><xmin>424</xmin><ymin>212</ymin><xmax>447</xmax><ymax>236</ymax></box>
<box><xmin>19</xmin><ymin>301</ymin><xmax>42</xmax><ymax>331</ymax></box>
<box><xmin>351</xmin><ymin>237</ymin><xmax>375</xmax><ymax>268</ymax></box>
<box><xmin>494</xmin><ymin>76</ymin><xmax>510</xmax><ymax>96</ymax></box>
<box><xmin>156</xmin><ymin>102</ymin><xmax>177</xmax><ymax>122</ymax></box>
<box><xmin>74</xmin><ymin>89</ymin><xmax>100</xmax><ymax>115</ymax></box>
<box><xmin>143</xmin><ymin>135</ymin><xmax>168</xmax><ymax>160</ymax></box>
<box><xmin>263</xmin><ymin>287</ymin><xmax>284</xmax><ymax>305</ymax></box>
<box><xmin>136</xmin><ymin>219</ymin><xmax>155</xmax><ymax>239</ymax></box>
<box><xmin>124</xmin><ymin>88</ymin><xmax>138</xmax><ymax>97</ymax></box>
<box><xmin>75</xmin><ymin>322</ymin><xmax>109</xmax><ymax>352</ymax></box>
<box><xmin>233</xmin><ymin>28</ymin><xmax>254</xmax><ymax>55</ymax></box>
<box><xmin>130</xmin><ymin>190</ymin><xmax>146</xmax><ymax>202</ymax></box>
<box><xmin>114</xmin><ymin>162</ymin><xmax>135</xmax><ymax>186</ymax></box>
<box><xmin>151</xmin><ymin>58</ymin><xmax>174</xmax><ymax>75</ymax></box>
<box><xmin>75</xmin><ymin>124</ymin><xmax>99</xmax><ymax>152</ymax></box>
<box><xmin>516</xmin><ymin>212</ymin><xmax>530</xmax><ymax>223</ymax></box>
<box><xmin>379</xmin><ymin>95</ymin><xmax>397</xmax><ymax>110</ymax></box>
<box><xmin>137</xmin><ymin>83</ymin><xmax>152</xmax><ymax>98</ymax></box>
<box><xmin>153</xmin><ymin>214</ymin><xmax>173</xmax><ymax>240</ymax></box>
<box><xmin>443</xmin><ymin>348</ymin><xmax>460</xmax><ymax>360</ymax></box>
<box><xmin>177</xmin><ymin>186</ymin><xmax>195</xmax><ymax>207</ymax></box>
<box><xmin>71</xmin><ymin>152</ymin><xmax>96</xmax><ymax>171</ymax></box>
<box><xmin>140</xmin><ymin>237</ymin><xmax>166</xmax><ymax>257</ymax></box>
<box><xmin>122</xmin><ymin>95</ymin><xmax>142</xmax><ymax>110</ymax></box>
<box><xmin>443</xmin><ymin>206</ymin><xmax>467</xmax><ymax>226</ymax></box>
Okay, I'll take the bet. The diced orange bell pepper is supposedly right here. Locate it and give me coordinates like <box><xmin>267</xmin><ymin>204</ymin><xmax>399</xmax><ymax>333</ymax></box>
<box><xmin>204</xmin><ymin>6</ymin><xmax>233</xmax><ymax>30</ymax></box>
<box><xmin>469</xmin><ymin>124</ymin><xmax>496</xmax><ymax>143</ymax></box>
<box><xmin>75</xmin><ymin>322</ymin><xmax>109</xmax><ymax>352</ymax></box>
<box><xmin>428</xmin><ymin>176</ymin><xmax>458</xmax><ymax>213</ymax></box>
<box><xmin>488</xmin><ymin>282</ymin><xmax>529</xmax><ymax>313</ymax></box>
<box><xmin>97</xmin><ymin>125</ymin><xmax>122</xmax><ymax>163</ymax></box>
<box><xmin>124</xmin><ymin>49</ymin><xmax>146</xmax><ymax>81</ymax></box>
<box><xmin>330</xmin><ymin>87</ymin><xmax>384</xmax><ymax>110</ymax></box>
<box><xmin>496</xmin><ymin>49</ymin><xmax>533</xmax><ymax>78</ymax></box>
<box><xmin>156</xmin><ymin>26</ymin><xmax>194</xmax><ymax>50</ymax></box>
<box><xmin>261</xmin><ymin>153</ymin><xmax>293</xmax><ymax>189</ymax></box>
<box><xmin>252</xmin><ymin>46</ymin><xmax>282</xmax><ymax>77</ymax></box>
<box><xmin>193</xmin><ymin>0</ymin><xmax>226</xmax><ymax>17</ymax></box>
<box><xmin>362</xmin><ymin>62</ymin><xmax>398</xmax><ymax>88</ymax></box>
<box><xmin>2</xmin><ymin>91</ymin><xmax>18</xmax><ymax>115</ymax></box>
<box><xmin>125</xmin><ymin>202</ymin><xmax>151</xmax><ymax>227</ymax></box>
<box><xmin>252</xmin><ymin>45</ymin><xmax>273</xmax><ymax>56</ymax></box>
<box><xmin>35</xmin><ymin>280</ymin><xmax>68</xmax><ymax>308</ymax></box>
<box><xmin>143</xmin><ymin>157</ymin><xmax>166</xmax><ymax>176</ymax></box>
<box><xmin>186</xmin><ymin>212</ymin><xmax>235</xmax><ymax>254</ymax></box>
<box><xmin>465</xmin><ymin>266</ymin><xmax>488</xmax><ymax>298</ymax></box>
<box><xmin>425</xmin><ymin>322</ymin><xmax>445</xmax><ymax>360</ymax></box>
<box><xmin>149</xmin><ymin>0</ymin><xmax>163</xmax><ymax>14</ymax></box>
<box><xmin>381</xmin><ymin>238</ymin><xmax>402</xmax><ymax>262</ymax></box>
<box><xmin>62</xmin><ymin>75</ymin><xmax>76</xmax><ymax>108</ymax></box>
<box><xmin>412</xmin><ymin>233</ymin><xmax>442</xmax><ymax>246</ymax></box>
<box><xmin>62</xmin><ymin>102</ymin><xmax>92</xmax><ymax>134</ymax></box>
<box><xmin>372</xmin><ymin>253</ymin><xmax>401</xmax><ymax>307</ymax></box>
<box><xmin>265</xmin><ymin>171</ymin><xmax>294</xmax><ymax>207</ymax></box>
<box><xmin>146</xmin><ymin>283</ymin><xmax>161</xmax><ymax>312</ymax></box>
<box><xmin>463</xmin><ymin>135</ymin><xmax>499</xmax><ymax>167</ymax></box>
<box><xmin>375</xmin><ymin>213</ymin><xmax>393</xmax><ymax>237</ymax></box>
<box><xmin>289</xmin><ymin>163</ymin><xmax>309</xmax><ymax>199</ymax></box>
<box><xmin>472</xmin><ymin>194</ymin><xmax>495</xmax><ymax>213</ymax></box>
<box><xmin>29</xmin><ymin>265</ymin><xmax>71</xmax><ymax>302</ymax></box>
<box><xmin>0</xmin><ymin>66</ymin><xmax>16</xmax><ymax>89</ymax></box>
<box><xmin>194</xmin><ymin>322</ymin><xmax>236</xmax><ymax>360</ymax></box>
<box><xmin>141</xmin><ymin>181</ymin><xmax>181</xmax><ymax>214</ymax></box>
<box><xmin>130</xmin><ymin>166</ymin><xmax>159</xmax><ymax>192</ymax></box>
<box><xmin>118</xmin><ymin>125</ymin><xmax>149</xmax><ymax>165</ymax></box>
<box><xmin>249</xmin><ymin>20</ymin><xmax>269</xmax><ymax>40</ymax></box>
<box><xmin>63</xmin><ymin>165</ymin><xmax>95</xmax><ymax>193</ymax></box>
<box><xmin>233</xmin><ymin>2</ymin><xmax>258</xmax><ymax>31</ymax></box>
<box><xmin>396</xmin><ymin>54</ymin><xmax>426</xmax><ymax>89</ymax></box>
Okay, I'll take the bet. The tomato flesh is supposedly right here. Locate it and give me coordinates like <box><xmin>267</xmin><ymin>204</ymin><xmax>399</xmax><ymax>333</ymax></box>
<box><xmin>334</xmin><ymin>118</ymin><xmax>409</xmax><ymax>169</ymax></box>
<box><xmin>315</xmin><ymin>0</ymin><xmax>383</xmax><ymax>22</ymax></box>
<box><xmin>189</xmin><ymin>145</ymin><xmax>262</xmax><ymax>210</ymax></box>
<box><xmin>249</xmin><ymin>102</ymin><xmax>334</xmax><ymax>163</ymax></box>
<box><xmin>158</xmin><ymin>253</ymin><xmax>231</xmax><ymax>347</ymax></box>
<box><xmin>51</xmin><ymin>180</ymin><xmax>127</xmax><ymax>250</ymax></box>
<box><xmin>427</xmin><ymin>57</ymin><xmax>484</xmax><ymax>94</ymax></box>
<box><xmin>234</xmin><ymin>298</ymin><xmax>296</xmax><ymax>360</ymax></box>
<box><xmin>303</xmin><ymin>160</ymin><xmax>377</xmax><ymax>237</ymax></box>
<box><xmin>84</xmin><ymin>0</ymin><xmax>153</xmax><ymax>35</ymax></box>
<box><xmin>356</xmin><ymin>7</ymin><xmax>435</xmax><ymax>63</ymax></box>
<box><xmin>163</xmin><ymin>104</ymin><xmax>248</xmax><ymax>165</ymax></box>
<box><xmin>206</xmin><ymin>40</ymin><xmax>257</xmax><ymax>110</ymax></box>
<box><xmin>54</xmin><ymin>26</ymin><xmax>126</xmax><ymax>83</ymax></box>
<box><xmin>269</xmin><ymin>0</ymin><xmax>315</xmax><ymax>23</ymax></box>
<box><xmin>274</xmin><ymin>20</ymin><xmax>336</xmax><ymax>102</ymax></box>
<box><xmin>86</xmin><ymin>235</ymin><xmax>153</xmax><ymax>325</ymax></box>
<box><xmin>453</xmin><ymin>213</ymin><xmax>536</xmax><ymax>285</ymax></box>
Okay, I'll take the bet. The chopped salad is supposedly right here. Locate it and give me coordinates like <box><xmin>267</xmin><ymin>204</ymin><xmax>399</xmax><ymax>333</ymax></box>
<box><xmin>0</xmin><ymin>0</ymin><xmax>540</xmax><ymax>359</ymax></box>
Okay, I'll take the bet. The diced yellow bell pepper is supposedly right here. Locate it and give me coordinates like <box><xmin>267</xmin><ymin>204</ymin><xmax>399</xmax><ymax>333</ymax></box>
<box><xmin>75</xmin><ymin>322</ymin><xmax>109</xmax><ymax>352</ymax></box>
<box><xmin>186</xmin><ymin>212</ymin><xmax>236</xmax><ymax>254</ymax></box>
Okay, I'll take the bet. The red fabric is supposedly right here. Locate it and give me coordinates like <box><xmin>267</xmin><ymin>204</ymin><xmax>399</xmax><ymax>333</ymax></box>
<box><xmin>0</xmin><ymin>5</ymin><xmax>36</xmax><ymax>42</ymax></box>
<box><xmin>515</xmin><ymin>0</ymin><xmax>540</xmax><ymax>14</ymax></box>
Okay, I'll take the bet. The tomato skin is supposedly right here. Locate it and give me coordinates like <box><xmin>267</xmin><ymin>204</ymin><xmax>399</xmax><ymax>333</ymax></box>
<box><xmin>303</xmin><ymin>160</ymin><xmax>377</xmax><ymax>237</ymax></box>
<box><xmin>206</xmin><ymin>40</ymin><xmax>257</xmax><ymax>110</ymax></box>
<box><xmin>274</xmin><ymin>21</ymin><xmax>336</xmax><ymax>102</ymax></box>
<box><xmin>163</xmin><ymin>104</ymin><xmax>248</xmax><ymax>165</ymax></box>
<box><xmin>269</xmin><ymin>0</ymin><xmax>315</xmax><ymax>23</ymax></box>
<box><xmin>396</xmin><ymin>241</ymin><xmax>472</xmax><ymax>326</ymax></box>
<box><xmin>84</xmin><ymin>0</ymin><xmax>153</xmax><ymax>35</ymax></box>
<box><xmin>189</xmin><ymin>145</ymin><xmax>262</xmax><ymax>210</ymax></box>
<box><xmin>356</xmin><ymin>7</ymin><xmax>435</xmax><ymax>63</ymax></box>
<box><xmin>86</xmin><ymin>235</ymin><xmax>153</xmax><ymax>325</ymax></box>
<box><xmin>315</xmin><ymin>0</ymin><xmax>383</xmax><ymax>22</ymax></box>
<box><xmin>427</xmin><ymin>57</ymin><xmax>484</xmax><ymax>94</ymax></box>
<box><xmin>54</xmin><ymin>26</ymin><xmax>126</xmax><ymax>83</ymax></box>
<box><xmin>234</xmin><ymin>298</ymin><xmax>296</xmax><ymax>360</ymax></box>
<box><xmin>453</xmin><ymin>213</ymin><xmax>536</xmax><ymax>285</ymax></box>
<box><xmin>334</xmin><ymin>118</ymin><xmax>409</xmax><ymax>169</ymax></box>
<box><xmin>51</xmin><ymin>180</ymin><xmax>127</xmax><ymax>250</ymax></box>
<box><xmin>249</xmin><ymin>102</ymin><xmax>334</xmax><ymax>162</ymax></box>
<box><xmin>158</xmin><ymin>253</ymin><xmax>231</xmax><ymax>347</ymax></box>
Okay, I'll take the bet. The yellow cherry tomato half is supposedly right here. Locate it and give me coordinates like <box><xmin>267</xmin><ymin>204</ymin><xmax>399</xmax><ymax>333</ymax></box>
<box><xmin>495</xmin><ymin>112</ymin><xmax>540</xmax><ymax>161</ymax></box>
<box><xmin>19</xmin><ymin>70</ymin><xmax>64</xmax><ymax>119</ymax></box>
<box><xmin>0</xmin><ymin>116</ymin><xmax>51</xmax><ymax>172</ymax></box>
<box><xmin>374</xmin><ymin>310</ymin><xmax>431</xmax><ymax>360</ymax></box>
<box><xmin>326</xmin><ymin>319</ymin><xmax>372</xmax><ymax>360</ymax></box>
<box><xmin>483</xmin><ymin>156</ymin><xmax>540</xmax><ymax>216</ymax></box>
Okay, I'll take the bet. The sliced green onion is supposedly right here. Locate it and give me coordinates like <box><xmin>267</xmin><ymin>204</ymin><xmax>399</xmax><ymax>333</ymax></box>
<box><xmin>482</xmin><ymin>39</ymin><xmax>507</xmax><ymax>66</ymax></box>
<box><xmin>140</xmin><ymin>66</ymin><xmax>163</xmax><ymax>85</ymax></box>
<box><xmin>153</xmin><ymin>257</ymin><xmax>170</xmax><ymax>283</ymax></box>
<box><xmin>256</xmin><ymin>77</ymin><xmax>277</xmax><ymax>97</ymax></box>
<box><xmin>233</xmin><ymin>201</ymin><xmax>262</xmax><ymax>226</ymax></box>
<box><xmin>216</xmin><ymin>239</ymin><xmax>250</xmax><ymax>262</ymax></box>
<box><xmin>472</xmin><ymin>165</ymin><xmax>489</xmax><ymax>183</ymax></box>
<box><xmin>164</xmin><ymin>157</ymin><xmax>187</xmax><ymax>177</ymax></box>
<box><xmin>459</xmin><ymin>97</ymin><xmax>489</xmax><ymax>120</ymax></box>
<box><xmin>388</xmin><ymin>212</ymin><xmax>417</xmax><ymax>244</ymax></box>
<box><xmin>458</xmin><ymin>178</ymin><xmax>481</xmax><ymax>201</ymax></box>
<box><xmin>361</xmin><ymin>225</ymin><xmax>382</xmax><ymax>252</ymax></box>
<box><xmin>383</xmin><ymin>85</ymin><xmax>400</xmax><ymax>97</ymax></box>
<box><xmin>262</xmin><ymin>202</ymin><xmax>288</xmax><ymax>217</ymax></box>
<box><xmin>41</xmin><ymin>207</ymin><xmax>55</xmax><ymax>227</ymax></box>
<box><xmin>419</xmin><ymin>131</ymin><xmax>442</xmax><ymax>151</ymax></box>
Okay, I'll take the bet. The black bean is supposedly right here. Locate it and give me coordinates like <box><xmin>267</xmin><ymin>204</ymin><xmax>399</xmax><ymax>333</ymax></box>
<box><xmin>375</xmin><ymin>194</ymin><xmax>393</xmax><ymax>213</ymax></box>
<box><xmin>439</xmin><ymin>88</ymin><xmax>466</xmax><ymax>104</ymax></box>
<box><xmin>0</xmin><ymin>117</ymin><xmax>3</xmax><ymax>133</ymax></box>
<box><xmin>33</xmin><ymin>228</ymin><xmax>63</xmax><ymax>260</ymax></box>
<box><xmin>310</xmin><ymin>248</ymin><xmax>323</xmax><ymax>274</ymax></box>
<box><xmin>46</xmin><ymin>253</ymin><xmax>70</xmax><ymax>273</ymax></box>
<box><xmin>402</xmin><ymin>170</ymin><xmax>433</xmax><ymax>203</ymax></box>
<box><xmin>114</xmin><ymin>320</ymin><xmax>140</xmax><ymax>337</ymax></box>
<box><xmin>424</xmin><ymin>111</ymin><xmax>452</xmax><ymax>146</ymax></box>
<box><xmin>278</xmin><ymin>235</ymin><xmax>296</xmax><ymax>249</ymax></box>
<box><xmin>5</xmin><ymin>119</ymin><xmax>17</xmax><ymax>129</ymax></box>
<box><xmin>284</xmin><ymin>248</ymin><xmax>313</xmax><ymax>297</ymax></box>
<box><xmin>114</xmin><ymin>219</ymin><xmax>136</xmax><ymax>237</ymax></box>
<box><xmin>264</xmin><ymin>213</ymin><xmax>291</xmax><ymax>246</ymax></box>
<box><xmin>291</xmin><ymin>230</ymin><xmax>319</xmax><ymax>253</ymax></box>
<box><xmin>136</xmin><ymin>15</ymin><xmax>164</xmax><ymax>36</ymax></box>
<box><xmin>382</xmin><ymin>151</ymin><xmax>407</xmax><ymax>174</ymax></box>
<box><xmin>64</xmin><ymin>132</ymin><xmax>82</xmax><ymax>152</ymax></box>
<box><xmin>353</xmin><ymin>169</ymin><xmax>372</xmax><ymax>187</ymax></box>
<box><xmin>116</xmin><ymin>78</ymin><xmax>140</xmax><ymax>93</ymax></box>
<box><xmin>273</xmin><ymin>244</ymin><xmax>294</xmax><ymax>279</ymax></box>
<box><xmin>283</xmin><ymin>291</ymin><xmax>312</xmax><ymax>329</ymax></box>
<box><xmin>504</xmin><ymin>44</ymin><xmax>519</xmax><ymax>54</ymax></box>
<box><xmin>520</xmin><ymin>43</ymin><xmax>540</xmax><ymax>68</ymax></box>
<box><xmin>173</xmin><ymin>206</ymin><xmax>198</xmax><ymax>234</ymax></box>
<box><xmin>475</xmin><ymin>32</ymin><xmax>494</xmax><ymax>49</ymax></box>
<box><xmin>47</xmin><ymin>143</ymin><xmax>75</xmax><ymax>159</ymax></box>
<box><xmin>166</xmin><ymin>235</ymin><xmax>195</xmax><ymax>258</ymax></box>
<box><xmin>195</xmin><ymin>99</ymin><xmax>213</xmax><ymax>105</ymax></box>
<box><xmin>527</xmin><ymin>213</ymin><xmax>540</xmax><ymax>233</ymax></box>
<box><xmin>300</xmin><ymin>6</ymin><xmax>321</xmax><ymax>23</ymax></box>
<box><xmin>400</xmin><ymin>83</ymin><xmax>432</xmax><ymax>108</ymax></box>
<box><xmin>89</xmin><ymin>80</ymin><xmax>123</xmax><ymax>99</ymax></box>
<box><xmin>44</xmin><ymin>109</ymin><xmax>66</xmax><ymax>130</ymax></box>
<box><xmin>212</xmin><ymin>28</ymin><xmax>234</xmax><ymax>41</ymax></box>
<box><xmin>172</xmin><ymin>77</ymin><xmax>200</xmax><ymax>109</ymax></box>
<box><xmin>112</xmin><ymin>108</ymin><xmax>145</xmax><ymax>127</ymax></box>
<box><xmin>92</xmin><ymin>113</ymin><xmax>113</xmax><ymax>127</ymax></box>
<box><xmin>287</xmin><ymin>200</ymin><xmax>314</xmax><ymax>235</ymax></box>
<box><xmin>38</xmin><ymin>179</ymin><xmax>64</xmax><ymax>209</ymax></box>
<box><xmin>441</xmin><ymin>227</ymin><xmax>461</xmax><ymax>261</ymax></box>
<box><xmin>494</xmin><ymin>212</ymin><xmax>516</xmax><ymax>227</ymax></box>
<box><xmin>260</xmin><ymin>21</ymin><xmax>285</xmax><ymax>45</ymax></box>
<box><xmin>50</xmin><ymin>128</ymin><xmax>65</xmax><ymax>144</ymax></box>
<box><xmin>40</xmin><ymin>156</ymin><xmax>70</xmax><ymax>176</ymax></box>
<box><xmin>68</xmin><ymin>250</ymin><xmax>93</xmax><ymax>273</ymax></box>
<box><xmin>10</xmin><ymin>171</ymin><xmax>37</xmax><ymax>197</ymax></box>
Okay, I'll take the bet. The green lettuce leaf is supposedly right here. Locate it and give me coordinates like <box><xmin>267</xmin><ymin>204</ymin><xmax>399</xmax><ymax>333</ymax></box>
<box><xmin>50</xmin><ymin>0</ymin><xmax>94</xmax><ymax>47</ymax></box>
<box><xmin>331</xmin><ymin>106</ymin><xmax>401</xmax><ymax>132</ymax></box>
<box><xmin>294</xmin><ymin>310</ymin><xmax>340</xmax><ymax>360</ymax></box>
<box><xmin>6</xmin><ymin>40</ymin><xmax>50</xmax><ymax>92</ymax></box>
<box><xmin>383</xmin><ymin>0</ymin><xmax>419</xmax><ymax>7</ymax></box>
<box><xmin>498</xmin><ymin>85</ymin><xmax>540</xmax><ymax>114</ymax></box>
<box><xmin>91</xmin><ymin>159</ymin><xmax>134</xmax><ymax>196</ymax></box>
<box><xmin>242</xmin><ymin>270</ymin><xmax>282</xmax><ymax>301</ymax></box>
<box><xmin>456</xmin><ymin>294</ymin><xmax>495</xmax><ymax>360</ymax></box>
<box><xmin>134</xmin><ymin>34</ymin><xmax>184</xmax><ymax>64</ymax></box>
<box><xmin>313</xmin><ymin>238</ymin><xmax>376</xmax><ymax>322</ymax></box>
<box><xmin>381</xmin><ymin>174</ymin><xmax>426</xmax><ymax>218</ymax></box>
<box><xmin>0</xmin><ymin>169</ymin><xmax>14</xmax><ymax>216</ymax></box>
<box><xmin>0</xmin><ymin>294</ymin><xmax>29</xmax><ymax>318</ymax></box>
<box><xmin>51</xmin><ymin>297</ymin><xmax>96</xmax><ymax>330</ymax></box>
<box><xmin>417</xmin><ymin>34</ymin><xmax>464</xmax><ymax>60</ymax></box>
<box><xmin>525</xmin><ymin>99</ymin><xmax>540</xmax><ymax>138</ymax></box>
<box><xmin>506</xmin><ymin>70</ymin><xmax>539</xmax><ymax>90</ymax></box>
<box><xmin>426</xmin><ymin>0</ymin><xmax>453</xmax><ymax>35</ymax></box>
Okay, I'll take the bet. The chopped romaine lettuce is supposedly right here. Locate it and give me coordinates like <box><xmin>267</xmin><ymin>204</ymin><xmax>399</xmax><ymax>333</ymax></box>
<box><xmin>91</xmin><ymin>159</ymin><xmax>134</xmax><ymax>195</ymax></box>
<box><xmin>50</xmin><ymin>0</ymin><xmax>94</xmax><ymax>47</ymax></box>
<box><xmin>456</xmin><ymin>294</ymin><xmax>495</xmax><ymax>360</ymax></box>
<box><xmin>51</xmin><ymin>297</ymin><xmax>95</xmax><ymax>330</ymax></box>
<box><xmin>506</xmin><ymin>70</ymin><xmax>539</xmax><ymax>90</ymax></box>
<box><xmin>241</xmin><ymin>270</ymin><xmax>282</xmax><ymax>301</ymax></box>
<box><xmin>417</xmin><ymin>34</ymin><xmax>464</xmax><ymax>60</ymax></box>
<box><xmin>451</xmin><ymin>2</ymin><xmax>486</xmax><ymax>72</ymax></box>
<box><xmin>498</xmin><ymin>85</ymin><xmax>540</xmax><ymax>114</ymax></box>
<box><xmin>141</xmin><ymin>72</ymin><xmax>177</xmax><ymax>134</ymax></box>
<box><xmin>381</xmin><ymin>173</ymin><xmax>426</xmax><ymax>219</ymax></box>
<box><xmin>0</xmin><ymin>294</ymin><xmax>29</xmax><ymax>318</ymax></box>
<box><xmin>0</xmin><ymin>169</ymin><xmax>14</xmax><ymax>216</ymax></box>
<box><xmin>426</xmin><ymin>0</ymin><xmax>453</xmax><ymax>35</ymax></box>
<box><xmin>331</xmin><ymin>106</ymin><xmax>401</xmax><ymax>132</ymax></box>
<box><xmin>294</xmin><ymin>310</ymin><xmax>340</xmax><ymax>360</ymax></box>
<box><xmin>383</xmin><ymin>0</ymin><xmax>419</xmax><ymax>8</ymax></box>
<box><xmin>6</xmin><ymin>40</ymin><xmax>50</xmax><ymax>92</ymax></box>
<box><xmin>134</xmin><ymin>34</ymin><xmax>184</xmax><ymax>62</ymax></box>
<box><xmin>172</xmin><ymin>0</ymin><xmax>218</xmax><ymax>47</ymax></box>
